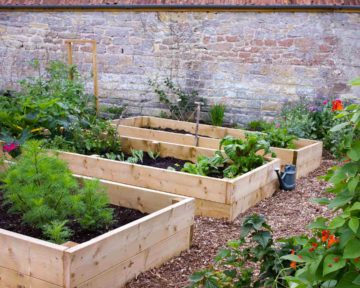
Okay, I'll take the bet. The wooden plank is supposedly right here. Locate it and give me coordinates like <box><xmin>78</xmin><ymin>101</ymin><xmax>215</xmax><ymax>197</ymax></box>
<box><xmin>77</xmin><ymin>227</ymin><xmax>191</xmax><ymax>288</ymax></box>
<box><xmin>295</xmin><ymin>141</ymin><xmax>323</xmax><ymax>178</ymax></box>
<box><xmin>94</xmin><ymin>178</ymin><xmax>190</xmax><ymax>214</ymax></box>
<box><xmin>120</xmin><ymin>136</ymin><xmax>216</xmax><ymax>162</ymax></box>
<box><xmin>0</xmin><ymin>266</ymin><xmax>62</xmax><ymax>288</ymax></box>
<box><xmin>0</xmin><ymin>229</ymin><xmax>66</xmax><ymax>286</ymax></box>
<box><xmin>66</xmin><ymin>199</ymin><xmax>195</xmax><ymax>287</ymax></box>
<box><xmin>117</xmin><ymin>125</ymin><xmax>220</xmax><ymax>149</ymax></box>
<box><xmin>58</xmin><ymin>151</ymin><xmax>228</xmax><ymax>203</ymax></box>
<box><xmin>195</xmin><ymin>199</ymin><xmax>231</xmax><ymax>219</ymax></box>
<box><xmin>228</xmin><ymin>158</ymin><xmax>280</xmax><ymax>220</ymax></box>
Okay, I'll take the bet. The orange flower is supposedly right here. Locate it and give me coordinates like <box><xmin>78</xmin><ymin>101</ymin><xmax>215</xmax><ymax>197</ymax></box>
<box><xmin>332</xmin><ymin>99</ymin><xmax>343</xmax><ymax>111</ymax></box>
<box><xmin>290</xmin><ymin>249</ymin><xmax>297</xmax><ymax>269</ymax></box>
<box><xmin>327</xmin><ymin>235</ymin><xmax>339</xmax><ymax>248</ymax></box>
<box><xmin>322</xmin><ymin>230</ymin><xmax>330</xmax><ymax>242</ymax></box>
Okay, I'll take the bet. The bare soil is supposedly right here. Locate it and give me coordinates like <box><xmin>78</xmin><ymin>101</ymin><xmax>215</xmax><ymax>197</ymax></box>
<box><xmin>126</xmin><ymin>157</ymin><xmax>337</xmax><ymax>288</ymax></box>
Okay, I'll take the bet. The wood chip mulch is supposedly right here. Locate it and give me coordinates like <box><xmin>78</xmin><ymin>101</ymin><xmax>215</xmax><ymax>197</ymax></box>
<box><xmin>126</xmin><ymin>158</ymin><xmax>337</xmax><ymax>288</ymax></box>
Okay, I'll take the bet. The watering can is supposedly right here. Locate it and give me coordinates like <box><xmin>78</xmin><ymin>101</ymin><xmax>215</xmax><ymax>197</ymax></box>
<box><xmin>275</xmin><ymin>165</ymin><xmax>296</xmax><ymax>191</ymax></box>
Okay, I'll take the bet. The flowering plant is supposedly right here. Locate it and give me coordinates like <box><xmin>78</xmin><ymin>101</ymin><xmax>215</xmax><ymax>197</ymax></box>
<box><xmin>282</xmin><ymin>103</ymin><xmax>360</xmax><ymax>287</ymax></box>
<box><xmin>279</xmin><ymin>96</ymin><xmax>350</xmax><ymax>157</ymax></box>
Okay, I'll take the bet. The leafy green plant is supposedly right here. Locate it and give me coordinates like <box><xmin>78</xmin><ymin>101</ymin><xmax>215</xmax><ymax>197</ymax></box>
<box><xmin>262</xmin><ymin>127</ymin><xmax>298</xmax><ymax>149</ymax></box>
<box><xmin>147</xmin><ymin>151</ymin><xmax>160</xmax><ymax>160</ymax></box>
<box><xmin>42</xmin><ymin>220</ymin><xmax>73</xmax><ymax>244</ymax></box>
<box><xmin>1</xmin><ymin>140</ymin><xmax>113</xmax><ymax>243</ymax></box>
<box><xmin>182</xmin><ymin>152</ymin><xmax>224</xmax><ymax>177</ymax></box>
<box><xmin>51</xmin><ymin>119</ymin><xmax>121</xmax><ymax>156</ymax></box>
<box><xmin>126</xmin><ymin>149</ymin><xmax>144</xmax><ymax>164</ymax></box>
<box><xmin>189</xmin><ymin>214</ymin><xmax>298</xmax><ymax>288</ymax></box>
<box><xmin>246</xmin><ymin>120</ymin><xmax>274</xmax><ymax>132</ymax></box>
<box><xmin>278</xmin><ymin>97</ymin><xmax>350</xmax><ymax>157</ymax></box>
<box><xmin>149</xmin><ymin>78</ymin><xmax>204</xmax><ymax>122</ymax></box>
<box><xmin>220</xmin><ymin>134</ymin><xmax>272</xmax><ymax>178</ymax></box>
<box><xmin>0</xmin><ymin>61</ymin><xmax>94</xmax><ymax>140</ymax></box>
<box><xmin>209</xmin><ymin>103</ymin><xmax>226</xmax><ymax>126</ymax></box>
<box><xmin>182</xmin><ymin>134</ymin><xmax>272</xmax><ymax>178</ymax></box>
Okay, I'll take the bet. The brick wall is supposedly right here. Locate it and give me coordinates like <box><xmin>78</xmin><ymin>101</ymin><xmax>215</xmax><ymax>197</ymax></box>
<box><xmin>0</xmin><ymin>11</ymin><xmax>359</xmax><ymax>124</ymax></box>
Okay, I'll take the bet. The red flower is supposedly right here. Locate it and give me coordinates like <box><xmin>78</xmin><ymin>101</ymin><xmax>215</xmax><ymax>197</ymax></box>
<box><xmin>3</xmin><ymin>142</ymin><xmax>19</xmax><ymax>153</ymax></box>
<box><xmin>322</xmin><ymin>230</ymin><xmax>330</xmax><ymax>242</ymax></box>
<box><xmin>309</xmin><ymin>243</ymin><xmax>318</xmax><ymax>252</ymax></box>
<box><xmin>332</xmin><ymin>99</ymin><xmax>343</xmax><ymax>111</ymax></box>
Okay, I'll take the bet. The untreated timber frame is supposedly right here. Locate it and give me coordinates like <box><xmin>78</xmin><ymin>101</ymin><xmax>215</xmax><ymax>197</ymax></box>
<box><xmin>0</xmin><ymin>175</ymin><xmax>195</xmax><ymax>288</ymax></box>
<box><xmin>0</xmin><ymin>136</ymin><xmax>280</xmax><ymax>220</ymax></box>
<box><xmin>65</xmin><ymin>39</ymin><xmax>99</xmax><ymax>115</ymax></box>
<box><xmin>115</xmin><ymin>116</ymin><xmax>323</xmax><ymax>179</ymax></box>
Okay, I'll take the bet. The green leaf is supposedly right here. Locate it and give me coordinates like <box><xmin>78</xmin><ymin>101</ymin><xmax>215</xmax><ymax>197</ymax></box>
<box><xmin>321</xmin><ymin>280</ymin><xmax>337</xmax><ymax>288</ymax></box>
<box><xmin>347</xmin><ymin>141</ymin><xmax>360</xmax><ymax>161</ymax></box>
<box><xmin>323</xmin><ymin>254</ymin><xmax>346</xmax><ymax>276</ymax></box>
<box><xmin>328</xmin><ymin>216</ymin><xmax>345</xmax><ymax>229</ymax></box>
<box><xmin>330</xmin><ymin>122</ymin><xmax>349</xmax><ymax>132</ymax></box>
<box><xmin>281</xmin><ymin>254</ymin><xmax>306</xmax><ymax>263</ymax></box>
<box><xmin>189</xmin><ymin>271</ymin><xmax>205</xmax><ymax>282</ymax></box>
<box><xmin>350</xmin><ymin>202</ymin><xmax>360</xmax><ymax>211</ymax></box>
<box><xmin>215</xmin><ymin>249</ymin><xmax>230</xmax><ymax>262</ymax></box>
<box><xmin>348</xmin><ymin>176</ymin><xmax>359</xmax><ymax>193</ymax></box>
<box><xmin>253</xmin><ymin>231</ymin><xmax>272</xmax><ymax>248</ymax></box>
<box><xmin>311</xmin><ymin>198</ymin><xmax>331</xmax><ymax>205</ymax></box>
<box><xmin>308</xmin><ymin>217</ymin><xmax>328</xmax><ymax>229</ymax></box>
<box><xmin>349</xmin><ymin>218</ymin><xmax>359</xmax><ymax>234</ymax></box>
<box><xmin>344</xmin><ymin>239</ymin><xmax>360</xmax><ymax>259</ymax></box>
<box><xmin>328</xmin><ymin>194</ymin><xmax>353</xmax><ymax>209</ymax></box>
<box><xmin>336</xmin><ymin>271</ymin><xmax>360</xmax><ymax>288</ymax></box>
<box><xmin>353</xmin><ymin>274</ymin><xmax>360</xmax><ymax>285</ymax></box>
<box><xmin>204</xmin><ymin>277</ymin><xmax>220</xmax><ymax>288</ymax></box>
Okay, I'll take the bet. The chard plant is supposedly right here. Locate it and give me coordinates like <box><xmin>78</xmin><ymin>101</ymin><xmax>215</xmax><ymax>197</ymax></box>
<box><xmin>182</xmin><ymin>134</ymin><xmax>273</xmax><ymax>178</ymax></box>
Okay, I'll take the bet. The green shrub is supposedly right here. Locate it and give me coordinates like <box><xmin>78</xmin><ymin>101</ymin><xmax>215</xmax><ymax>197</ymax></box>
<box><xmin>149</xmin><ymin>78</ymin><xmax>205</xmax><ymax>122</ymax></box>
<box><xmin>0</xmin><ymin>61</ymin><xmax>94</xmax><ymax>139</ymax></box>
<box><xmin>189</xmin><ymin>214</ymin><xmax>298</xmax><ymax>288</ymax></box>
<box><xmin>209</xmin><ymin>103</ymin><xmax>226</xmax><ymax>126</ymax></box>
<box><xmin>2</xmin><ymin>141</ymin><xmax>113</xmax><ymax>243</ymax></box>
<box><xmin>262</xmin><ymin>127</ymin><xmax>298</xmax><ymax>149</ymax></box>
<box><xmin>246</xmin><ymin>120</ymin><xmax>274</xmax><ymax>132</ymax></box>
<box><xmin>278</xmin><ymin>97</ymin><xmax>350</xmax><ymax>156</ymax></box>
<box><xmin>73</xmin><ymin>180</ymin><xmax>113</xmax><ymax>231</ymax></box>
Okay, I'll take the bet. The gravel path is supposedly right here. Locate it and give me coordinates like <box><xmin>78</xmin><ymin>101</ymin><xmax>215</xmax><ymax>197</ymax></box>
<box><xmin>126</xmin><ymin>158</ymin><xmax>337</xmax><ymax>288</ymax></box>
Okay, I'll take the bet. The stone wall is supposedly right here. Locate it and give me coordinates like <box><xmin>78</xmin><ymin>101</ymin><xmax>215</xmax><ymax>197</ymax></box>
<box><xmin>0</xmin><ymin>11</ymin><xmax>359</xmax><ymax>124</ymax></box>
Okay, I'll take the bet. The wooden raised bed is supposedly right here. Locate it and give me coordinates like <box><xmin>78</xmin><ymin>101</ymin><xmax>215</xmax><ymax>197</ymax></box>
<box><xmin>0</xmin><ymin>138</ymin><xmax>279</xmax><ymax>220</ymax></box>
<box><xmin>0</xmin><ymin>176</ymin><xmax>195</xmax><ymax>288</ymax></box>
<box><xmin>114</xmin><ymin>116</ymin><xmax>323</xmax><ymax>179</ymax></box>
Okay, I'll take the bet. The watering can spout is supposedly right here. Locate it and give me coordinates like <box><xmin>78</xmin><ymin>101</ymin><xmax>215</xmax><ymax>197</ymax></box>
<box><xmin>274</xmin><ymin>165</ymin><xmax>296</xmax><ymax>191</ymax></box>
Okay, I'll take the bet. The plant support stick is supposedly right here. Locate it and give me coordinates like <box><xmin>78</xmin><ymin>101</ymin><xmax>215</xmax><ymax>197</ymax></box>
<box><xmin>194</xmin><ymin>102</ymin><xmax>203</xmax><ymax>147</ymax></box>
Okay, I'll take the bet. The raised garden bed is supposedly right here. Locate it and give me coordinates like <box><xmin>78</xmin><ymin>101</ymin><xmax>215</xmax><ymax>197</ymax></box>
<box><xmin>0</xmin><ymin>137</ymin><xmax>279</xmax><ymax>220</ymax></box>
<box><xmin>114</xmin><ymin>116</ymin><xmax>323</xmax><ymax>179</ymax></box>
<box><xmin>0</xmin><ymin>175</ymin><xmax>195</xmax><ymax>288</ymax></box>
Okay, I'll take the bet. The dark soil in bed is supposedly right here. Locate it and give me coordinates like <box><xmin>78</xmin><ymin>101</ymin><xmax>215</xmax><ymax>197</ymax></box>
<box><xmin>127</xmin><ymin>153</ymin><xmax>189</xmax><ymax>171</ymax></box>
<box><xmin>0</xmin><ymin>189</ymin><xmax>147</xmax><ymax>244</ymax></box>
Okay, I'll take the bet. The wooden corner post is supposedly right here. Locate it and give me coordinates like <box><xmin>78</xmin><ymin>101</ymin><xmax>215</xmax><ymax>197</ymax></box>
<box><xmin>65</xmin><ymin>39</ymin><xmax>99</xmax><ymax>116</ymax></box>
